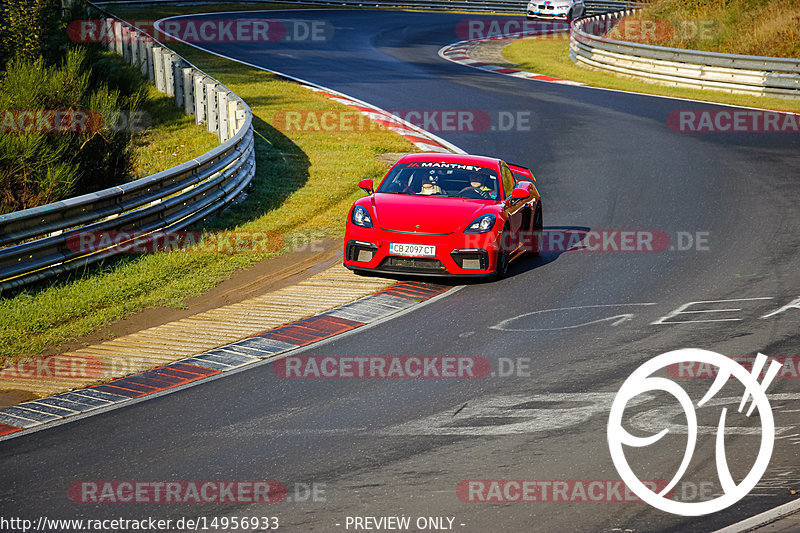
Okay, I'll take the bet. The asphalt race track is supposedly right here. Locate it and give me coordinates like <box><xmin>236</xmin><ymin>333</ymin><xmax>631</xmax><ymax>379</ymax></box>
<box><xmin>1</xmin><ymin>10</ymin><xmax>799</xmax><ymax>533</ymax></box>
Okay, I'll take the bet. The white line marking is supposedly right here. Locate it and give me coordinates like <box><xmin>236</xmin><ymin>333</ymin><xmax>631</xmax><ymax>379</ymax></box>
<box><xmin>490</xmin><ymin>303</ymin><xmax>657</xmax><ymax>332</ymax></box>
<box><xmin>652</xmin><ymin>298</ymin><xmax>774</xmax><ymax>325</ymax></box>
<box><xmin>380</xmin><ymin>392</ymin><xmax>658</xmax><ymax>436</ymax></box>
<box><xmin>762</xmin><ymin>296</ymin><xmax>800</xmax><ymax>319</ymax></box>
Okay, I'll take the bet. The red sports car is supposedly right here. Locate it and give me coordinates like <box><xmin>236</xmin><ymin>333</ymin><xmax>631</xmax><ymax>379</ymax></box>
<box><xmin>343</xmin><ymin>153</ymin><xmax>542</xmax><ymax>278</ymax></box>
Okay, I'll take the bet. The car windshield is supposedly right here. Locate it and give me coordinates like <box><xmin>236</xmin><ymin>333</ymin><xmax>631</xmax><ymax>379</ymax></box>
<box><xmin>377</xmin><ymin>162</ymin><xmax>500</xmax><ymax>200</ymax></box>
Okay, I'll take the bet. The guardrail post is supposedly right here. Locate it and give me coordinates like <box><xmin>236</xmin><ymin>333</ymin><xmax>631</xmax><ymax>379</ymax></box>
<box><xmin>121</xmin><ymin>26</ymin><xmax>131</xmax><ymax>63</ymax></box>
<box><xmin>130</xmin><ymin>32</ymin><xmax>139</xmax><ymax>68</ymax></box>
<box><xmin>227</xmin><ymin>99</ymin><xmax>237</xmax><ymax>139</ymax></box>
<box><xmin>172</xmin><ymin>57</ymin><xmax>183</xmax><ymax>106</ymax></box>
<box><xmin>109</xmin><ymin>20</ymin><xmax>116</xmax><ymax>53</ymax></box>
<box><xmin>163</xmin><ymin>52</ymin><xmax>175</xmax><ymax>98</ymax></box>
<box><xmin>205</xmin><ymin>81</ymin><xmax>218</xmax><ymax>133</ymax></box>
<box><xmin>137</xmin><ymin>36</ymin><xmax>147</xmax><ymax>77</ymax></box>
<box><xmin>218</xmin><ymin>90</ymin><xmax>230</xmax><ymax>143</ymax></box>
<box><xmin>113</xmin><ymin>20</ymin><xmax>123</xmax><ymax>55</ymax></box>
<box><xmin>182</xmin><ymin>68</ymin><xmax>194</xmax><ymax>115</ymax></box>
<box><xmin>144</xmin><ymin>38</ymin><xmax>155</xmax><ymax>81</ymax></box>
<box><xmin>102</xmin><ymin>19</ymin><xmax>113</xmax><ymax>51</ymax></box>
<box><xmin>117</xmin><ymin>21</ymin><xmax>125</xmax><ymax>56</ymax></box>
<box><xmin>153</xmin><ymin>47</ymin><xmax>165</xmax><ymax>93</ymax></box>
<box><xmin>194</xmin><ymin>74</ymin><xmax>206</xmax><ymax>125</ymax></box>
<box><xmin>235</xmin><ymin>102</ymin><xmax>247</xmax><ymax>133</ymax></box>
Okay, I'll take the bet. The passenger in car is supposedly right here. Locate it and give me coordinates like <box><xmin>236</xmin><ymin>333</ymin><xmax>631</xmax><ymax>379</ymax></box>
<box><xmin>418</xmin><ymin>174</ymin><xmax>444</xmax><ymax>195</ymax></box>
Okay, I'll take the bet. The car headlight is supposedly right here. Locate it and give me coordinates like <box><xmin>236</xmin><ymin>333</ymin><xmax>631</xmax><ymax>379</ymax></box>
<box><xmin>464</xmin><ymin>214</ymin><xmax>496</xmax><ymax>234</ymax></box>
<box><xmin>351</xmin><ymin>205</ymin><xmax>373</xmax><ymax>228</ymax></box>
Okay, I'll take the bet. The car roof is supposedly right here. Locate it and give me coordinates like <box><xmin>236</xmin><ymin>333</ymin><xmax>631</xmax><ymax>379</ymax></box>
<box><xmin>395</xmin><ymin>153</ymin><xmax>503</xmax><ymax>170</ymax></box>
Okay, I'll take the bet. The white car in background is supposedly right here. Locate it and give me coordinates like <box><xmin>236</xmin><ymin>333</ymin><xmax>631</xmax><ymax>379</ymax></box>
<box><xmin>526</xmin><ymin>0</ymin><xmax>586</xmax><ymax>22</ymax></box>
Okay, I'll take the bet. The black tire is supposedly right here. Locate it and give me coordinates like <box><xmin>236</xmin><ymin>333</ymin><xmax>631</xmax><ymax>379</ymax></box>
<box><xmin>531</xmin><ymin>206</ymin><xmax>543</xmax><ymax>257</ymax></box>
<box><xmin>494</xmin><ymin>250</ymin><xmax>509</xmax><ymax>280</ymax></box>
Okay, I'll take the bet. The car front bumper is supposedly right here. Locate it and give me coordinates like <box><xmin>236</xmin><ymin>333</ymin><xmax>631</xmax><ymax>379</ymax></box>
<box><xmin>343</xmin><ymin>227</ymin><xmax>503</xmax><ymax>277</ymax></box>
<box><xmin>527</xmin><ymin>10</ymin><xmax>570</xmax><ymax>20</ymax></box>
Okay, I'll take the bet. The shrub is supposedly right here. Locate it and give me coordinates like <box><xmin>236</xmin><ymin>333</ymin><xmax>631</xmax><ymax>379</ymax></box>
<box><xmin>0</xmin><ymin>47</ymin><xmax>145</xmax><ymax>212</ymax></box>
<box><xmin>0</xmin><ymin>0</ymin><xmax>67</xmax><ymax>70</ymax></box>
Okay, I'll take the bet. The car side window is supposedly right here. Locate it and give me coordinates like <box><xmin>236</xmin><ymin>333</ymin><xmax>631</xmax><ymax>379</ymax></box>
<box><xmin>500</xmin><ymin>164</ymin><xmax>515</xmax><ymax>199</ymax></box>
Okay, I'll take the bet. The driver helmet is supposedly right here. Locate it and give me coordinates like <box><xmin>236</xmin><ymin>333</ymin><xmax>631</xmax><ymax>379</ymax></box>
<box><xmin>421</xmin><ymin>173</ymin><xmax>438</xmax><ymax>191</ymax></box>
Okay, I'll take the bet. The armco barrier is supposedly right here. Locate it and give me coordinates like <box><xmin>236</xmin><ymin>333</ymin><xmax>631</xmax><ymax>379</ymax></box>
<box><xmin>0</xmin><ymin>8</ymin><xmax>256</xmax><ymax>291</ymax></box>
<box><xmin>570</xmin><ymin>10</ymin><xmax>800</xmax><ymax>99</ymax></box>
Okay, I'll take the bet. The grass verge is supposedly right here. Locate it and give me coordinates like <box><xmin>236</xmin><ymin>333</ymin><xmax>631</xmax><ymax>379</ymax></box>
<box><xmin>0</xmin><ymin>6</ymin><xmax>415</xmax><ymax>361</ymax></box>
<box><xmin>502</xmin><ymin>34</ymin><xmax>800</xmax><ymax>113</ymax></box>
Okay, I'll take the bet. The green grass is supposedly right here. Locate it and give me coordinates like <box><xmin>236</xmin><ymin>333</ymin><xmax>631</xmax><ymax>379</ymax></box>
<box><xmin>0</xmin><ymin>8</ymin><xmax>414</xmax><ymax>360</ymax></box>
<box><xmin>502</xmin><ymin>35</ymin><xmax>800</xmax><ymax>113</ymax></box>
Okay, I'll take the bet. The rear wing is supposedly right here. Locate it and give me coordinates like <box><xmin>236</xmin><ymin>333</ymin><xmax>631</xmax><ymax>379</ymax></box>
<box><xmin>507</xmin><ymin>163</ymin><xmax>535</xmax><ymax>182</ymax></box>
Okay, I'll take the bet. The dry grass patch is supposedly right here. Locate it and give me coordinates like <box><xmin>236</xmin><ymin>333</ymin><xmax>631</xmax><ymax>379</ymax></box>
<box><xmin>638</xmin><ymin>0</ymin><xmax>800</xmax><ymax>57</ymax></box>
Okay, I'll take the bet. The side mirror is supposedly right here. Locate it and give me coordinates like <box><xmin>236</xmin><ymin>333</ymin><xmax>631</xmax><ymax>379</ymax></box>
<box><xmin>510</xmin><ymin>186</ymin><xmax>529</xmax><ymax>200</ymax></box>
<box><xmin>359</xmin><ymin>179</ymin><xmax>374</xmax><ymax>194</ymax></box>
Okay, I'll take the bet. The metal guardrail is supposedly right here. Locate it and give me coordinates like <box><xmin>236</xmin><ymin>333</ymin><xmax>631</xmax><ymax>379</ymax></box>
<box><xmin>570</xmin><ymin>10</ymin><xmax>800</xmax><ymax>99</ymax></box>
<box><xmin>96</xmin><ymin>0</ymin><xmax>639</xmax><ymax>16</ymax></box>
<box><xmin>0</xmin><ymin>8</ymin><xmax>256</xmax><ymax>291</ymax></box>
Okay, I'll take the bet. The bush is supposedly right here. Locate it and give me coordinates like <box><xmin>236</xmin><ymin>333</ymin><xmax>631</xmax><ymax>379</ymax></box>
<box><xmin>0</xmin><ymin>47</ymin><xmax>145</xmax><ymax>212</ymax></box>
<box><xmin>0</xmin><ymin>0</ymin><xmax>68</xmax><ymax>70</ymax></box>
<box><xmin>0</xmin><ymin>0</ymin><xmax>151</xmax><ymax>213</ymax></box>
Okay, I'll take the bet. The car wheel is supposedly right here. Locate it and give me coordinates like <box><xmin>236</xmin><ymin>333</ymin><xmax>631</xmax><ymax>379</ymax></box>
<box><xmin>530</xmin><ymin>206</ymin><xmax>543</xmax><ymax>257</ymax></box>
<box><xmin>494</xmin><ymin>250</ymin><xmax>509</xmax><ymax>280</ymax></box>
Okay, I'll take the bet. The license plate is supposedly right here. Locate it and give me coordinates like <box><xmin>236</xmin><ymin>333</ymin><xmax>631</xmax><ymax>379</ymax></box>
<box><xmin>389</xmin><ymin>243</ymin><xmax>436</xmax><ymax>257</ymax></box>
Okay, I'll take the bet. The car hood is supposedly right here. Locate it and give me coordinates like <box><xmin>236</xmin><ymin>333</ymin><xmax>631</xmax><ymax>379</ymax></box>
<box><xmin>372</xmin><ymin>194</ymin><xmax>493</xmax><ymax>234</ymax></box>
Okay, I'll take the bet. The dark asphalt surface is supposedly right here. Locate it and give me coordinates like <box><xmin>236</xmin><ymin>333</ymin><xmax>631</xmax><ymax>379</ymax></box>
<box><xmin>2</xmin><ymin>10</ymin><xmax>799</xmax><ymax>533</ymax></box>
